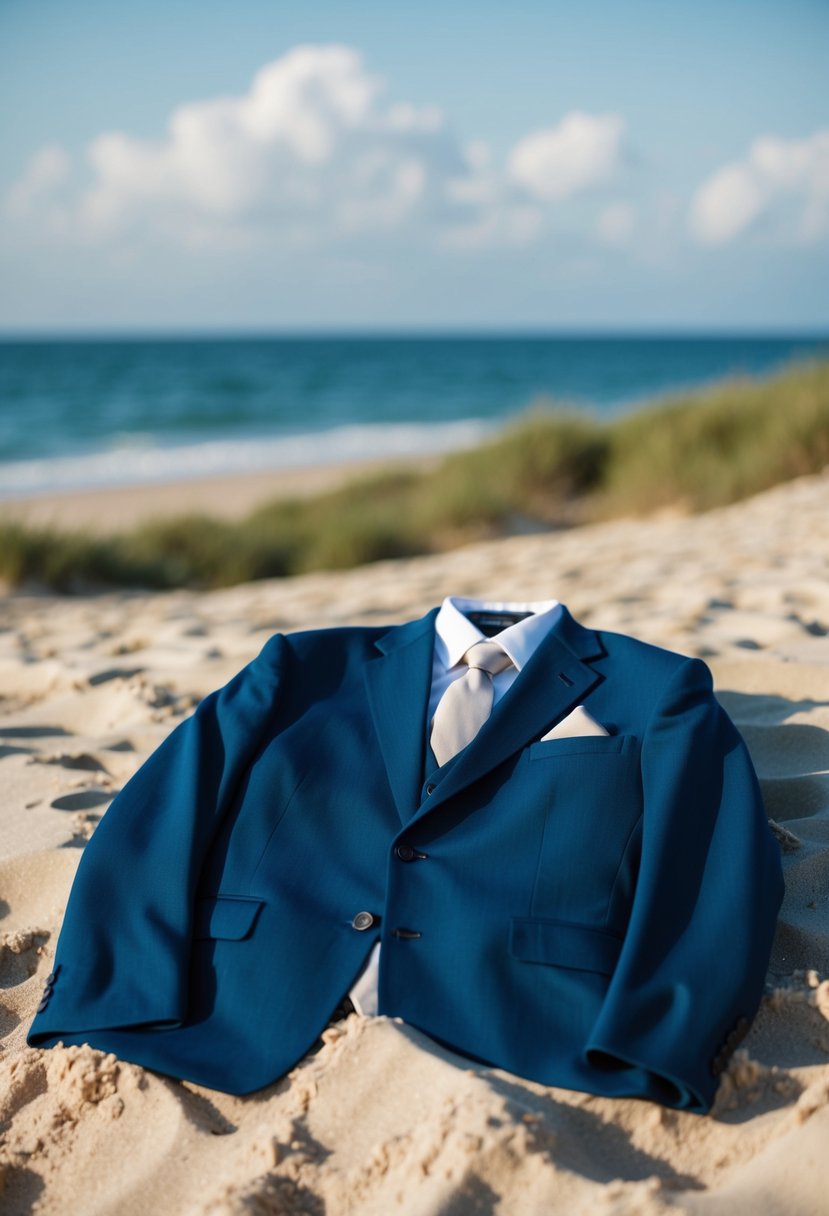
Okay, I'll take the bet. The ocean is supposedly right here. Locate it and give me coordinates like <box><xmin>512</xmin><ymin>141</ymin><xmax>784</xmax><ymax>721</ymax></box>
<box><xmin>1</xmin><ymin>333</ymin><xmax>827</xmax><ymax>498</ymax></box>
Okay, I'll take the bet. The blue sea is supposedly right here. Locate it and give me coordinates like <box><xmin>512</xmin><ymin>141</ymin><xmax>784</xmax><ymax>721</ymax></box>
<box><xmin>1</xmin><ymin>333</ymin><xmax>827</xmax><ymax>498</ymax></box>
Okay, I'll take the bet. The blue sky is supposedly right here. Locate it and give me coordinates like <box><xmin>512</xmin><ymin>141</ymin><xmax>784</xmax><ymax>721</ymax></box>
<box><xmin>1</xmin><ymin>0</ymin><xmax>827</xmax><ymax>333</ymax></box>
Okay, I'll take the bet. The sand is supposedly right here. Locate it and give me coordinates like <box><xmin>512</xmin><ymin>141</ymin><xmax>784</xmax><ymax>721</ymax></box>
<box><xmin>1</xmin><ymin>466</ymin><xmax>828</xmax><ymax>1214</ymax></box>
<box><xmin>0</xmin><ymin>454</ymin><xmax>440</xmax><ymax>535</ymax></box>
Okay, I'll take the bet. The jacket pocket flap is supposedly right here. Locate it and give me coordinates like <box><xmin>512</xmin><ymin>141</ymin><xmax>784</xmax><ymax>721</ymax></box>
<box><xmin>510</xmin><ymin>916</ymin><xmax>623</xmax><ymax>975</ymax></box>
<box><xmin>194</xmin><ymin>895</ymin><xmax>265</xmax><ymax>940</ymax></box>
<box><xmin>529</xmin><ymin>733</ymin><xmax>635</xmax><ymax>760</ymax></box>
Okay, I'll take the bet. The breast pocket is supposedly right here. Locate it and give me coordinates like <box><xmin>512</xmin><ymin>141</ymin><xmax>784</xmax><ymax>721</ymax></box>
<box><xmin>528</xmin><ymin>733</ymin><xmax>636</xmax><ymax>760</ymax></box>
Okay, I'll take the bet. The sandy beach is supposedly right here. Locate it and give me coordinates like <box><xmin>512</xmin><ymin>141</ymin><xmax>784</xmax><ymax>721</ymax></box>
<box><xmin>1</xmin><ymin>465</ymin><xmax>828</xmax><ymax>1215</ymax></box>
<box><xmin>0</xmin><ymin>454</ymin><xmax>441</xmax><ymax>535</ymax></box>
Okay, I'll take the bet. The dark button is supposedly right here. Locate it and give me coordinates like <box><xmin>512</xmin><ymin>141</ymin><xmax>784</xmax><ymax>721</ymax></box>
<box><xmin>36</xmin><ymin>997</ymin><xmax>50</xmax><ymax>1013</ymax></box>
<box><xmin>351</xmin><ymin>911</ymin><xmax>376</xmax><ymax>931</ymax></box>
<box><xmin>392</xmin><ymin>927</ymin><xmax>422</xmax><ymax>939</ymax></box>
<box><xmin>394</xmin><ymin>844</ymin><xmax>429</xmax><ymax>861</ymax></box>
<box><xmin>425</xmin><ymin>783</ymin><xmax>436</xmax><ymax>795</ymax></box>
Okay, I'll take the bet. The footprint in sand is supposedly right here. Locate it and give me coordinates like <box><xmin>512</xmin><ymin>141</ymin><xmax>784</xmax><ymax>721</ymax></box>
<box><xmin>0</xmin><ymin>746</ymin><xmax>35</xmax><ymax>761</ymax></box>
<box><xmin>0</xmin><ymin>927</ymin><xmax>50</xmax><ymax>989</ymax></box>
<box><xmin>50</xmin><ymin>790</ymin><xmax>114</xmax><ymax>813</ymax></box>
<box><xmin>87</xmin><ymin>667</ymin><xmax>146</xmax><ymax>686</ymax></box>
<box><xmin>0</xmin><ymin>727</ymin><xmax>74</xmax><ymax>739</ymax></box>
<box><xmin>29</xmin><ymin>751</ymin><xmax>110</xmax><ymax>774</ymax></box>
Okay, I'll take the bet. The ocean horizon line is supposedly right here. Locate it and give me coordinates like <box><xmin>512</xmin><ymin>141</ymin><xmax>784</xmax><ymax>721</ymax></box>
<box><xmin>2</xmin><ymin>327</ymin><xmax>829</xmax><ymax>343</ymax></box>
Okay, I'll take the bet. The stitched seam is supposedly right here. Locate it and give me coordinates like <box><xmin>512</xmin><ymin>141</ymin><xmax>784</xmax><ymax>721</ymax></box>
<box><xmin>246</xmin><ymin>766</ymin><xmax>315</xmax><ymax>892</ymax></box>
<box><xmin>528</xmin><ymin>786</ymin><xmax>556</xmax><ymax>918</ymax></box>
<box><xmin>529</xmin><ymin>736</ymin><xmax>628</xmax><ymax>759</ymax></box>
<box><xmin>603</xmin><ymin>811</ymin><xmax>644</xmax><ymax>928</ymax></box>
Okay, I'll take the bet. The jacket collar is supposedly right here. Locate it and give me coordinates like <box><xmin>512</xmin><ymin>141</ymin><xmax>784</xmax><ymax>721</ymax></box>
<box><xmin>365</xmin><ymin>602</ymin><xmax>607</xmax><ymax>826</ymax></box>
<box><xmin>434</xmin><ymin>595</ymin><xmax>564</xmax><ymax>670</ymax></box>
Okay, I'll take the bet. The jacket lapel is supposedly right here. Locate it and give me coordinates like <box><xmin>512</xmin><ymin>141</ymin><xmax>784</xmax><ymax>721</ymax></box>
<box><xmin>407</xmin><ymin>603</ymin><xmax>608</xmax><ymax>826</ymax></box>
<box><xmin>365</xmin><ymin>602</ymin><xmax>608</xmax><ymax>828</ymax></box>
<box><xmin>364</xmin><ymin>607</ymin><xmax>440</xmax><ymax>824</ymax></box>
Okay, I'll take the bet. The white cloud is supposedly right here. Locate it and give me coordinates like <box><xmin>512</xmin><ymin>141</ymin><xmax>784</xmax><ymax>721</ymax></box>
<box><xmin>3</xmin><ymin>46</ymin><xmax>630</xmax><ymax>256</ymax></box>
<box><xmin>506</xmin><ymin>111</ymin><xmax>626</xmax><ymax>202</ymax></box>
<box><xmin>5</xmin><ymin>44</ymin><xmax>471</xmax><ymax>249</ymax></box>
<box><xmin>689</xmin><ymin>127</ymin><xmax>829</xmax><ymax>245</ymax></box>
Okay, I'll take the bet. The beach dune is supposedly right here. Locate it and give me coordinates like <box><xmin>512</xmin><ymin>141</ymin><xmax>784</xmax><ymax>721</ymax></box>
<box><xmin>1</xmin><ymin>466</ymin><xmax>829</xmax><ymax>1214</ymax></box>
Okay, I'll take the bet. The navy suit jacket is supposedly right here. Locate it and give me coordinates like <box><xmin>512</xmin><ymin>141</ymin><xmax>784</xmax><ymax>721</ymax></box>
<box><xmin>27</xmin><ymin>604</ymin><xmax>785</xmax><ymax>1113</ymax></box>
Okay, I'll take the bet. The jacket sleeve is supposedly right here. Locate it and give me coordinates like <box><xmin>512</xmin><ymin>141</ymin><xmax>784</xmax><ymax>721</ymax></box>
<box><xmin>583</xmin><ymin>655</ymin><xmax>785</xmax><ymax>1114</ymax></box>
<box><xmin>27</xmin><ymin>632</ymin><xmax>285</xmax><ymax>1040</ymax></box>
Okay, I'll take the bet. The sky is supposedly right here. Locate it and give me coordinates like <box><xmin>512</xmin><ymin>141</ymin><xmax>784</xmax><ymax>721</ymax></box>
<box><xmin>1</xmin><ymin>0</ymin><xmax>827</xmax><ymax>334</ymax></box>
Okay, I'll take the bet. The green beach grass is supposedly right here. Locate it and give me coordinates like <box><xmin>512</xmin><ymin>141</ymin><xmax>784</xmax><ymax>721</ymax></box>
<box><xmin>2</xmin><ymin>356</ymin><xmax>828</xmax><ymax>594</ymax></box>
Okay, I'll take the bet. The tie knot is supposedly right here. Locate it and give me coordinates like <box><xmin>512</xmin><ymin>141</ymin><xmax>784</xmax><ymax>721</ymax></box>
<box><xmin>462</xmin><ymin>640</ymin><xmax>514</xmax><ymax>677</ymax></box>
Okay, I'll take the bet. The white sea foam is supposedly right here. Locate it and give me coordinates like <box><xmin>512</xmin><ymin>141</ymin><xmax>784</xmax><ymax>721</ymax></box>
<box><xmin>0</xmin><ymin>419</ymin><xmax>494</xmax><ymax>499</ymax></box>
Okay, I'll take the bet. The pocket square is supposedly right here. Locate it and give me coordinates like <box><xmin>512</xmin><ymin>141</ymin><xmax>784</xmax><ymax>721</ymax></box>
<box><xmin>540</xmin><ymin>705</ymin><xmax>610</xmax><ymax>741</ymax></box>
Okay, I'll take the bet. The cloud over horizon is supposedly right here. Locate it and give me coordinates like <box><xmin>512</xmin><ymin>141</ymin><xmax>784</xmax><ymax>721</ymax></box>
<box><xmin>689</xmin><ymin>128</ymin><xmax>829</xmax><ymax>246</ymax></box>
<box><xmin>2</xmin><ymin>36</ymin><xmax>826</xmax><ymax>333</ymax></box>
<box><xmin>4</xmin><ymin>43</ymin><xmax>639</xmax><ymax>255</ymax></box>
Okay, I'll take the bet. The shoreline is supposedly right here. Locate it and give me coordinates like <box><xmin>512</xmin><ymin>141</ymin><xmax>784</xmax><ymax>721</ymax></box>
<box><xmin>1</xmin><ymin>356</ymin><xmax>827</xmax><ymax>601</ymax></box>
<box><xmin>0</xmin><ymin>452</ymin><xmax>441</xmax><ymax>535</ymax></box>
<box><xmin>1</xmin><ymin>352</ymin><xmax>827</xmax><ymax>543</ymax></box>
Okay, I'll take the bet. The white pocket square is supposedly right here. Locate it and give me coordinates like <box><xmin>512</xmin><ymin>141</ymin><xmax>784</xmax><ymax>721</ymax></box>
<box><xmin>539</xmin><ymin>705</ymin><xmax>610</xmax><ymax>741</ymax></box>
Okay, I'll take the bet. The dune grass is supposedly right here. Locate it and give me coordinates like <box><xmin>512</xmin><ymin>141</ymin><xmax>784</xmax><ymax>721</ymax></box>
<box><xmin>1</xmin><ymin>356</ymin><xmax>827</xmax><ymax>594</ymax></box>
<box><xmin>590</xmin><ymin>357</ymin><xmax>829</xmax><ymax>516</ymax></box>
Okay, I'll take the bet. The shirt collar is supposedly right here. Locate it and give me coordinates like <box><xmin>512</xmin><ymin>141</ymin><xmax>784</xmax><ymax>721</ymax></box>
<box><xmin>434</xmin><ymin>595</ymin><xmax>563</xmax><ymax>672</ymax></box>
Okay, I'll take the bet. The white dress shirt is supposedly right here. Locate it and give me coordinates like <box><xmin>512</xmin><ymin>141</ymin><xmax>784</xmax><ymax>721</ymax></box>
<box><xmin>347</xmin><ymin>595</ymin><xmax>562</xmax><ymax>1017</ymax></box>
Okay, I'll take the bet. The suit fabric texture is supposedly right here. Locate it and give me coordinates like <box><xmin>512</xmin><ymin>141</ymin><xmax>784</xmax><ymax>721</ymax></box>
<box><xmin>26</xmin><ymin>603</ymin><xmax>785</xmax><ymax>1114</ymax></box>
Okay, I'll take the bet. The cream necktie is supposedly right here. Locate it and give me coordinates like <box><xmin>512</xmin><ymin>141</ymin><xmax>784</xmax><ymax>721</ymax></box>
<box><xmin>430</xmin><ymin>640</ymin><xmax>515</xmax><ymax>767</ymax></box>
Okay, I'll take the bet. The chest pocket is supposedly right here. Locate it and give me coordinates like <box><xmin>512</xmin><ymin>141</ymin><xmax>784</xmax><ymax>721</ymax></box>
<box><xmin>528</xmin><ymin>732</ymin><xmax>635</xmax><ymax>760</ymax></box>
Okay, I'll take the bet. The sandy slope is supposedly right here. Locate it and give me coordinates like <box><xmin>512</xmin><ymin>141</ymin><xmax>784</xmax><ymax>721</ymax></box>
<box><xmin>1</xmin><ymin>467</ymin><xmax>828</xmax><ymax>1215</ymax></box>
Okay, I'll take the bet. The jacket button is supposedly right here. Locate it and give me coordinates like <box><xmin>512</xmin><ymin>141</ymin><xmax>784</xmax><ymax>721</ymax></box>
<box><xmin>395</xmin><ymin>845</ymin><xmax>415</xmax><ymax>862</ymax></box>
<box><xmin>351</xmin><ymin>911</ymin><xmax>376</xmax><ymax>931</ymax></box>
<box><xmin>425</xmin><ymin>783</ymin><xmax>436</xmax><ymax>795</ymax></box>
